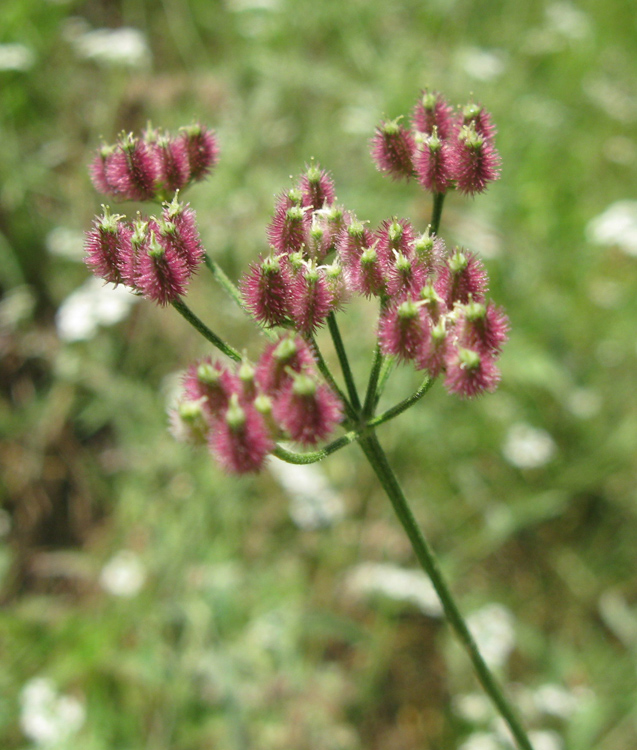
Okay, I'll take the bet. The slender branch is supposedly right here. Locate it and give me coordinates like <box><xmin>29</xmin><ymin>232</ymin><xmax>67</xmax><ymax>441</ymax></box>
<box><xmin>362</xmin><ymin>344</ymin><xmax>384</xmax><ymax>419</ymax></box>
<box><xmin>171</xmin><ymin>298</ymin><xmax>241</xmax><ymax>362</ymax></box>
<box><xmin>305</xmin><ymin>334</ymin><xmax>357</xmax><ymax>424</ymax></box>
<box><xmin>327</xmin><ymin>312</ymin><xmax>361</xmax><ymax>412</ymax></box>
<box><xmin>368</xmin><ymin>375</ymin><xmax>434</xmax><ymax>429</ymax></box>
<box><xmin>358</xmin><ymin>431</ymin><xmax>534</xmax><ymax>750</ymax></box>
<box><xmin>430</xmin><ymin>191</ymin><xmax>446</xmax><ymax>235</ymax></box>
<box><xmin>374</xmin><ymin>354</ymin><xmax>395</xmax><ymax>408</ymax></box>
<box><xmin>204</xmin><ymin>253</ymin><xmax>244</xmax><ymax>309</ymax></box>
<box><xmin>273</xmin><ymin>430</ymin><xmax>358</xmax><ymax>465</ymax></box>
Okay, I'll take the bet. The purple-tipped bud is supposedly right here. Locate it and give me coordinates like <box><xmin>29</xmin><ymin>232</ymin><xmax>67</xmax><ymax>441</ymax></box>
<box><xmin>255</xmin><ymin>335</ymin><xmax>315</xmax><ymax>395</ymax></box>
<box><xmin>386</xmin><ymin>252</ymin><xmax>428</xmax><ymax>298</ymax></box>
<box><xmin>444</xmin><ymin>347</ymin><xmax>501</xmax><ymax>398</ymax></box>
<box><xmin>161</xmin><ymin>196</ymin><xmax>205</xmax><ymax>271</ymax></box>
<box><xmin>179</xmin><ymin>124</ymin><xmax>219</xmax><ymax>182</ymax></box>
<box><xmin>411</xmin><ymin>90</ymin><xmax>454</xmax><ymax>140</ymax></box>
<box><xmin>371</xmin><ymin>118</ymin><xmax>416</xmax><ymax>180</ymax></box>
<box><xmin>135</xmin><ymin>229</ymin><xmax>190</xmax><ymax>305</ymax></box>
<box><xmin>461</xmin><ymin>102</ymin><xmax>497</xmax><ymax>141</ymax></box>
<box><xmin>299</xmin><ymin>163</ymin><xmax>336</xmax><ymax>212</ymax></box>
<box><xmin>211</xmin><ymin>394</ymin><xmax>273</xmax><ymax>474</ymax></box>
<box><xmin>378</xmin><ymin>300</ymin><xmax>429</xmax><ymax>362</ymax></box>
<box><xmin>105</xmin><ymin>133</ymin><xmax>159</xmax><ymax>202</ymax></box>
<box><xmin>153</xmin><ymin>134</ymin><xmax>191</xmax><ymax>194</ymax></box>
<box><xmin>289</xmin><ymin>264</ymin><xmax>334</xmax><ymax>334</ymax></box>
<box><xmin>414</xmin><ymin>128</ymin><xmax>455</xmax><ymax>194</ymax></box>
<box><xmin>184</xmin><ymin>358</ymin><xmax>238</xmax><ymax>420</ymax></box>
<box><xmin>84</xmin><ymin>207</ymin><xmax>127</xmax><ymax>284</ymax></box>
<box><xmin>375</xmin><ymin>218</ymin><xmax>416</xmax><ymax>263</ymax></box>
<box><xmin>416</xmin><ymin>319</ymin><xmax>449</xmax><ymax>377</ymax></box>
<box><xmin>267</xmin><ymin>190</ymin><xmax>309</xmax><ymax>254</ymax></box>
<box><xmin>349</xmin><ymin>245</ymin><xmax>388</xmax><ymax>298</ymax></box>
<box><xmin>452</xmin><ymin>123</ymin><xmax>501</xmax><ymax>195</ymax></box>
<box><xmin>241</xmin><ymin>253</ymin><xmax>292</xmax><ymax>327</ymax></box>
<box><xmin>336</xmin><ymin>217</ymin><xmax>373</xmax><ymax>266</ymax></box>
<box><xmin>120</xmin><ymin>217</ymin><xmax>152</xmax><ymax>286</ymax></box>
<box><xmin>456</xmin><ymin>300</ymin><xmax>510</xmax><ymax>356</ymax></box>
<box><xmin>273</xmin><ymin>373</ymin><xmax>343</xmax><ymax>446</ymax></box>
<box><xmin>435</xmin><ymin>249</ymin><xmax>488</xmax><ymax>307</ymax></box>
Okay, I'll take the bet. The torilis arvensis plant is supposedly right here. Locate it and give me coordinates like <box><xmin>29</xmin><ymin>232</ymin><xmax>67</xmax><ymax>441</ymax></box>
<box><xmin>85</xmin><ymin>91</ymin><xmax>533</xmax><ymax>750</ymax></box>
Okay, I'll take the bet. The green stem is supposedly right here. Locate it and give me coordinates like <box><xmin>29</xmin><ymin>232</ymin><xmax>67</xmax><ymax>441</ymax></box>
<box><xmin>374</xmin><ymin>355</ymin><xmax>395</xmax><ymax>408</ymax></box>
<box><xmin>171</xmin><ymin>298</ymin><xmax>241</xmax><ymax>362</ymax></box>
<box><xmin>204</xmin><ymin>253</ymin><xmax>244</xmax><ymax>309</ymax></box>
<box><xmin>305</xmin><ymin>334</ymin><xmax>357</xmax><ymax>425</ymax></box>
<box><xmin>430</xmin><ymin>192</ymin><xmax>446</xmax><ymax>235</ymax></box>
<box><xmin>368</xmin><ymin>375</ymin><xmax>434</xmax><ymax>429</ymax></box>
<box><xmin>362</xmin><ymin>344</ymin><xmax>384</xmax><ymax>419</ymax></box>
<box><xmin>273</xmin><ymin>430</ymin><xmax>358</xmax><ymax>465</ymax></box>
<box><xmin>358</xmin><ymin>431</ymin><xmax>534</xmax><ymax>750</ymax></box>
<box><xmin>327</xmin><ymin>312</ymin><xmax>361</xmax><ymax>412</ymax></box>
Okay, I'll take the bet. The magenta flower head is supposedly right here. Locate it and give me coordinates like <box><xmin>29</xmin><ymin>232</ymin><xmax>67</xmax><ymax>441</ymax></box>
<box><xmin>89</xmin><ymin>144</ymin><xmax>118</xmax><ymax>196</ymax></box>
<box><xmin>272</xmin><ymin>372</ymin><xmax>343</xmax><ymax>446</ymax></box>
<box><xmin>105</xmin><ymin>133</ymin><xmax>159</xmax><ymax>202</ymax></box>
<box><xmin>375</xmin><ymin>218</ymin><xmax>416</xmax><ymax>264</ymax></box>
<box><xmin>169</xmin><ymin>398</ymin><xmax>210</xmax><ymax>445</ymax></box>
<box><xmin>452</xmin><ymin>122</ymin><xmax>501</xmax><ymax>195</ymax></box>
<box><xmin>135</xmin><ymin>228</ymin><xmax>190</xmax><ymax>305</ymax></box>
<box><xmin>179</xmin><ymin>124</ymin><xmax>219</xmax><ymax>182</ymax></box>
<box><xmin>415</xmin><ymin>128</ymin><xmax>455</xmax><ymax>194</ymax></box>
<box><xmin>416</xmin><ymin>319</ymin><xmax>449</xmax><ymax>378</ymax></box>
<box><xmin>337</xmin><ymin>217</ymin><xmax>373</xmax><ymax>266</ymax></box>
<box><xmin>371</xmin><ymin>117</ymin><xmax>416</xmax><ymax>180</ymax></box>
<box><xmin>152</xmin><ymin>132</ymin><xmax>191</xmax><ymax>194</ymax></box>
<box><xmin>411</xmin><ymin>90</ymin><xmax>454</xmax><ymax>139</ymax></box>
<box><xmin>386</xmin><ymin>251</ymin><xmax>427</xmax><ymax>298</ymax></box>
<box><xmin>84</xmin><ymin>206</ymin><xmax>127</xmax><ymax>284</ymax></box>
<box><xmin>255</xmin><ymin>335</ymin><xmax>315</xmax><ymax>395</ymax></box>
<box><xmin>299</xmin><ymin>163</ymin><xmax>336</xmax><ymax>212</ymax></box>
<box><xmin>211</xmin><ymin>394</ymin><xmax>273</xmax><ymax>474</ymax></box>
<box><xmin>267</xmin><ymin>190</ymin><xmax>309</xmax><ymax>255</ymax></box>
<box><xmin>435</xmin><ymin>249</ymin><xmax>488</xmax><ymax>308</ymax></box>
<box><xmin>348</xmin><ymin>244</ymin><xmax>388</xmax><ymax>298</ymax></box>
<box><xmin>161</xmin><ymin>195</ymin><xmax>205</xmax><ymax>271</ymax></box>
<box><xmin>183</xmin><ymin>358</ymin><xmax>238</xmax><ymax>420</ymax></box>
<box><xmin>378</xmin><ymin>299</ymin><xmax>429</xmax><ymax>362</ymax></box>
<box><xmin>289</xmin><ymin>263</ymin><xmax>334</xmax><ymax>334</ymax></box>
<box><xmin>241</xmin><ymin>252</ymin><xmax>292</xmax><ymax>328</ymax></box>
<box><xmin>461</xmin><ymin>102</ymin><xmax>497</xmax><ymax>141</ymax></box>
<box><xmin>444</xmin><ymin>347</ymin><xmax>501</xmax><ymax>399</ymax></box>
<box><xmin>456</xmin><ymin>300</ymin><xmax>510</xmax><ymax>356</ymax></box>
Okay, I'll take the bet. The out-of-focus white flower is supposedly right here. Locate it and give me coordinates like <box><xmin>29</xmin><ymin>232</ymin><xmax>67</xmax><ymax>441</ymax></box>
<box><xmin>20</xmin><ymin>677</ymin><xmax>85</xmax><ymax>746</ymax></box>
<box><xmin>467</xmin><ymin>603</ymin><xmax>515</xmax><ymax>669</ymax></box>
<box><xmin>55</xmin><ymin>277</ymin><xmax>138</xmax><ymax>342</ymax></box>
<box><xmin>528</xmin><ymin>730</ymin><xmax>564</xmax><ymax>750</ymax></box>
<box><xmin>71</xmin><ymin>27</ymin><xmax>151</xmax><ymax>69</ymax></box>
<box><xmin>586</xmin><ymin>201</ymin><xmax>637</xmax><ymax>257</ymax></box>
<box><xmin>453</xmin><ymin>692</ymin><xmax>494</xmax><ymax>724</ymax></box>
<box><xmin>343</xmin><ymin>562</ymin><xmax>442</xmax><ymax>618</ymax></box>
<box><xmin>458</xmin><ymin>732</ymin><xmax>502</xmax><ymax>750</ymax></box>
<box><xmin>502</xmin><ymin>424</ymin><xmax>556</xmax><ymax>469</ymax></box>
<box><xmin>0</xmin><ymin>43</ymin><xmax>36</xmax><ymax>71</ymax></box>
<box><xmin>533</xmin><ymin>683</ymin><xmax>579</xmax><ymax>719</ymax></box>
<box><xmin>46</xmin><ymin>227</ymin><xmax>85</xmax><ymax>260</ymax></box>
<box><xmin>565</xmin><ymin>388</ymin><xmax>601</xmax><ymax>419</ymax></box>
<box><xmin>457</xmin><ymin>47</ymin><xmax>507</xmax><ymax>82</ymax></box>
<box><xmin>100</xmin><ymin>550</ymin><xmax>146</xmax><ymax>597</ymax></box>
<box><xmin>269</xmin><ymin>458</ymin><xmax>345</xmax><ymax>530</ymax></box>
<box><xmin>545</xmin><ymin>2</ymin><xmax>591</xmax><ymax>40</ymax></box>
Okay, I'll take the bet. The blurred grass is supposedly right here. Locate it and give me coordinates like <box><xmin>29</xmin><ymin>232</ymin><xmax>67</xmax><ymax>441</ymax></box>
<box><xmin>1</xmin><ymin>0</ymin><xmax>637</xmax><ymax>748</ymax></box>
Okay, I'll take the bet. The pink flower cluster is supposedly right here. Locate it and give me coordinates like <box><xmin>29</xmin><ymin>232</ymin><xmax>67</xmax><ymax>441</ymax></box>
<box><xmin>241</xmin><ymin>165</ymin><xmax>508</xmax><ymax>399</ymax></box>
<box><xmin>90</xmin><ymin>124</ymin><xmax>218</xmax><ymax>202</ymax></box>
<box><xmin>84</xmin><ymin>196</ymin><xmax>204</xmax><ymax>304</ymax></box>
<box><xmin>171</xmin><ymin>334</ymin><xmax>343</xmax><ymax>473</ymax></box>
<box><xmin>371</xmin><ymin>90</ymin><xmax>501</xmax><ymax>194</ymax></box>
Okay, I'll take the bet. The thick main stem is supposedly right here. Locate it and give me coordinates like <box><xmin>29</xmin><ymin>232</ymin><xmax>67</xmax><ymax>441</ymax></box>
<box><xmin>358</xmin><ymin>431</ymin><xmax>534</xmax><ymax>750</ymax></box>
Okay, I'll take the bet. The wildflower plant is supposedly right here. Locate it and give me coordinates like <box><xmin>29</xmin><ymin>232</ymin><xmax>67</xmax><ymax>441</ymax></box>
<box><xmin>83</xmin><ymin>91</ymin><xmax>534</xmax><ymax>749</ymax></box>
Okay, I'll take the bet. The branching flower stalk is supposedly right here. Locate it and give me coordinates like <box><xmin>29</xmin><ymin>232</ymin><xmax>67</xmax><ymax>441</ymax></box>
<box><xmin>83</xmin><ymin>92</ymin><xmax>532</xmax><ymax>749</ymax></box>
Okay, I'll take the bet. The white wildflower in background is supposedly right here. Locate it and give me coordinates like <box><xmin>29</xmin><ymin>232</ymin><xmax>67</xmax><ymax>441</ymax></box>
<box><xmin>467</xmin><ymin>603</ymin><xmax>515</xmax><ymax>669</ymax></box>
<box><xmin>55</xmin><ymin>277</ymin><xmax>138</xmax><ymax>342</ymax></box>
<box><xmin>453</xmin><ymin>692</ymin><xmax>494</xmax><ymax>724</ymax></box>
<box><xmin>20</xmin><ymin>677</ymin><xmax>85</xmax><ymax>746</ymax></box>
<box><xmin>457</xmin><ymin>47</ymin><xmax>508</xmax><ymax>82</ymax></box>
<box><xmin>269</xmin><ymin>458</ymin><xmax>345</xmax><ymax>530</ymax></box>
<box><xmin>528</xmin><ymin>730</ymin><xmax>564</xmax><ymax>750</ymax></box>
<box><xmin>46</xmin><ymin>227</ymin><xmax>85</xmax><ymax>261</ymax></box>
<box><xmin>343</xmin><ymin>562</ymin><xmax>442</xmax><ymax>618</ymax></box>
<box><xmin>459</xmin><ymin>732</ymin><xmax>502</xmax><ymax>750</ymax></box>
<box><xmin>544</xmin><ymin>2</ymin><xmax>591</xmax><ymax>41</ymax></box>
<box><xmin>533</xmin><ymin>683</ymin><xmax>579</xmax><ymax>719</ymax></box>
<box><xmin>0</xmin><ymin>43</ymin><xmax>36</xmax><ymax>71</ymax></box>
<box><xmin>586</xmin><ymin>201</ymin><xmax>637</xmax><ymax>257</ymax></box>
<box><xmin>71</xmin><ymin>27</ymin><xmax>151</xmax><ymax>69</ymax></box>
<box><xmin>100</xmin><ymin>550</ymin><xmax>146</xmax><ymax>597</ymax></box>
<box><xmin>502</xmin><ymin>423</ymin><xmax>556</xmax><ymax>469</ymax></box>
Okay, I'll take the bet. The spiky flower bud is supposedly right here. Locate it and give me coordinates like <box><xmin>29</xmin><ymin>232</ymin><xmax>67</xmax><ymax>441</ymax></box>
<box><xmin>273</xmin><ymin>373</ymin><xmax>343</xmax><ymax>445</ymax></box>
<box><xmin>378</xmin><ymin>300</ymin><xmax>429</xmax><ymax>362</ymax></box>
<box><xmin>299</xmin><ymin>163</ymin><xmax>336</xmax><ymax>212</ymax></box>
<box><xmin>169</xmin><ymin>398</ymin><xmax>210</xmax><ymax>445</ymax></box>
<box><xmin>153</xmin><ymin>134</ymin><xmax>191</xmax><ymax>194</ymax></box>
<box><xmin>211</xmin><ymin>394</ymin><xmax>273</xmax><ymax>474</ymax></box>
<box><xmin>452</xmin><ymin>122</ymin><xmax>501</xmax><ymax>195</ymax></box>
<box><xmin>444</xmin><ymin>347</ymin><xmax>501</xmax><ymax>398</ymax></box>
<box><xmin>267</xmin><ymin>192</ymin><xmax>308</xmax><ymax>254</ymax></box>
<box><xmin>135</xmin><ymin>229</ymin><xmax>190</xmax><ymax>305</ymax></box>
<box><xmin>84</xmin><ymin>207</ymin><xmax>127</xmax><ymax>284</ymax></box>
<box><xmin>289</xmin><ymin>264</ymin><xmax>333</xmax><ymax>334</ymax></box>
<box><xmin>415</xmin><ymin>127</ymin><xmax>455</xmax><ymax>194</ymax></box>
<box><xmin>161</xmin><ymin>196</ymin><xmax>205</xmax><ymax>271</ymax></box>
<box><xmin>416</xmin><ymin>319</ymin><xmax>449</xmax><ymax>377</ymax></box>
<box><xmin>456</xmin><ymin>300</ymin><xmax>510</xmax><ymax>355</ymax></box>
<box><xmin>411</xmin><ymin>90</ymin><xmax>454</xmax><ymax>139</ymax></box>
<box><xmin>179</xmin><ymin>124</ymin><xmax>219</xmax><ymax>181</ymax></box>
<box><xmin>183</xmin><ymin>358</ymin><xmax>238</xmax><ymax>420</ymax></box>
<box><xmin>105</xmin><ymin>133</ymin><xmax>159</xmax><ymax>202</ymax></box>
<box><xmin>255</xmin><ymin>335</ymin><xmax>315</xmax><ymax>394</ymax></box>
<box><xmin>435</xmin><ymin>249</ymin><xmax>488</xmax><ymax>307</ymax></box>
<box><xmin>371</xmin><ymin>118</ymin><xmax>416</xmax><ymax>180</ymax></box>
<box><xmin>241</xmin><ymin>253</ymin><xmax>292</xmax><ymax>327</ymax></box>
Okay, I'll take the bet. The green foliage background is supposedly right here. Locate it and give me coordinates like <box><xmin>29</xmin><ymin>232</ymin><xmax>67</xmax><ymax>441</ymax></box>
<box><xmin>1</xmin><ymin>0</ymin><xmax>636</xmax><ymax>748</ymax></box>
